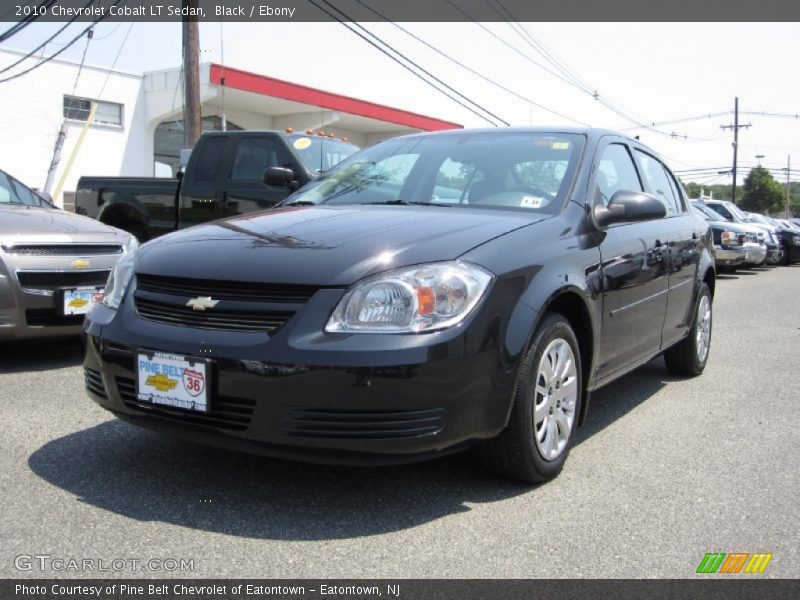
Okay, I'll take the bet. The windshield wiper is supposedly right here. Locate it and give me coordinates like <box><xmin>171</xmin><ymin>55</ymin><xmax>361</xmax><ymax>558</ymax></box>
<box><xmin>281</xmin><ymin>200</ymin><xmax>317</xmax><ymax>207</ymax></box>
<box><xmin>365</xmin><ymin>199</ymin><xmax>450</xmax><ymax>207</ymax></box>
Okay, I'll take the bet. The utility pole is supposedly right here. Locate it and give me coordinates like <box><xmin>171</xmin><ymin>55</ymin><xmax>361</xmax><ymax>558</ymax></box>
<box><xmin>720</xmin><ymin>97</ymin><xmax>751</xmax><ymax>205</ymax></box>
<box><xmin>182</xmin><ymin>0</ymin><xmax>201</xmax><ymax>150</ymax></box>
<box><xmin>786</xmin><ymin>156</ymin><xmax>791</xmax><ymax>219</ymax></box>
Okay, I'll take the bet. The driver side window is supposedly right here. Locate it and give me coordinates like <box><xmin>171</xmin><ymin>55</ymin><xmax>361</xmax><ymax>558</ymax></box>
<box><xmin>596</xmin><ymin>144</ymin><xmax>642</xmax><ymax>205</ymax></box>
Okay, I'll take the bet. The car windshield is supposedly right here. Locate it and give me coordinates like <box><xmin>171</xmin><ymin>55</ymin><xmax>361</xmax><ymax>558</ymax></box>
<box><xmin>691</xmin><ymin>201</ymin><xmax>727</xmax><ymax>222</ymax></box>
<box><xmin>0</xmin><ymin>170</ymin><xmax>46</xmax><ymax>207</ymax></box>
<box><xmin>288</xmin><ymin>135</ymin><xmax>360</xmax><ymax>173</ymax></box>
<box><xmin>725</xmin><ymin>202</ymin><xmax>750</xmax><ymax>221</ymax></box>
<box><xmin>283</xmin><ymin>131</ymin><xmax>585</xmax><ymax>215</ymax></box>
<box><xmin>747</xmin><ymin>213</ymin><xmax>770</xmax><ymax>225</ymax></box>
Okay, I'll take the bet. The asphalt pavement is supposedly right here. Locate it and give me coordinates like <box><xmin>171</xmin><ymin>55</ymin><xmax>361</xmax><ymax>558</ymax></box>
<box><xmin>1</xmin><ymin>265</ymin><xmax>798</xmax><ymax>579</ymax></box>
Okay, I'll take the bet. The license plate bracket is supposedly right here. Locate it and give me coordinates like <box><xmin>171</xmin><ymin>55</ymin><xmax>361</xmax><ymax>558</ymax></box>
<box><xmin>135</xmin><ymin>351</ymin><xmax>210</xmax><ymax>412</ymax></box>
<box><xmin>60</xmin><ymin>286</ymin><xmax>104</xmax><ymax>316</ymax></box>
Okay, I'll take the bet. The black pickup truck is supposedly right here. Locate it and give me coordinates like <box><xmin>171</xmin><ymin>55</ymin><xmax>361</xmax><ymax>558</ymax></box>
<box><xmin>76</xmin><ymin>130</ymin><xmax>359</xmax><ymax>241</ymax></box>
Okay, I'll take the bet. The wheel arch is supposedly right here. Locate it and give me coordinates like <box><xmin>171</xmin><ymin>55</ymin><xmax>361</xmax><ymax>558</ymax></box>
<box><xmin>97</xmin><ymin>196</ymin><xmax>150</xmax><ymax>241</ymax></box>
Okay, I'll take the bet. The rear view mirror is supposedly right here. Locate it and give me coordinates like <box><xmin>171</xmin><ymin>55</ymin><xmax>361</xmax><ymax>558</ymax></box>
<box><xmin>594</xmin><ymin>190</ymin><xmax>666</xmax><ymax>228</ymax></box>
<box><xmin>263</xmin><ymin>166</ymin><xmax>295</xmax><ymax>188</ymax></box>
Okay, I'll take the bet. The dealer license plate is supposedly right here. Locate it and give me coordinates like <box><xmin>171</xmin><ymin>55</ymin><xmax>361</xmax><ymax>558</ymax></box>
<box><xmin>136</xmin><ymin>351</ymin><xmax>209</xmax><ymax>412</ymax></box>
<box><xmin>62</xmin><ymin>287</ymin><xmax>104</xmax><ymax>316</ymax></box>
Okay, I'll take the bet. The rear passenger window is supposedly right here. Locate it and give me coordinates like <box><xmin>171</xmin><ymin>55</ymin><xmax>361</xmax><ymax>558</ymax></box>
<box><xmin>192</xmin><ymin>137</ymin><xmax>227</xmax><ymax>182</ymax></box>
<box><xmin>635</xmin><ymin>150</ymin><xmax>680</xmax><ymax>216</ymax></box>
<box><xmin>230</xmin><ymin>138</ymin><xmax>291</xmax><ymax>181</ymax></box>
<box><xmin>596</xmin><ymin>144</ymin><xmax>642</xmax><ymax>205</ymax></box>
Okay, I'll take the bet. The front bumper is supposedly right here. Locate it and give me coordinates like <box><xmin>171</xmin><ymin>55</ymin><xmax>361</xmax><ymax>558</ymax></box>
<box><xmin>0</xmin><ymin>257</ymin><xmax>115</xmax><ymax>341</ymax></box>
<box><xmin>764</xmin><ymin>242</ymin><xmax>783</xmax><ymax>265</ymax></box>
<box><xmin>714</xmin><ymin>245</ymin><xmax>747</xmax><ymax>267</ymax></box>
<box><xmin>742</xmin><ymin>243</ymin><xmax>767</xmax><ymax>266</ymax></box>
<box><xmin>83</xmin><ymin>289</ymin><xmax>519</xmax><ymax>465</ymax></box>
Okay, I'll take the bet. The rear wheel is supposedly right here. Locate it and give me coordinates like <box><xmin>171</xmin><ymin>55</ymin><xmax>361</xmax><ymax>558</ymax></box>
<box><xmin>480</xmin><ymin>313</ymin><xmax>582</xmax><ymax>483</ymax></box>
<box><xmin>664</xmin><ymin>282</ymin><xmax>712</xmax><ymax>376</ymax></box>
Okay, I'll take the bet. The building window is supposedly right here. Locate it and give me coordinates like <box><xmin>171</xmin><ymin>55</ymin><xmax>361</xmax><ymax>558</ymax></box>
<box><xmin>63</xmin><ymin>95</ymin><xmax>123</xmax><ymax>127</ymax></box>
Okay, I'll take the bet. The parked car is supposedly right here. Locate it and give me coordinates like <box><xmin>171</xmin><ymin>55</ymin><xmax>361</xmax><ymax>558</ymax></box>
<box><xmin>690</xmin><ymin>202</ymin><xmax>751</xmax><ymax>271</ymax></box>
<box><xmin>741</xmin><ymin>211</ymin><xmax>784</xmax><ymax>265</ymax></box>
<box><xmin>764</xmin><ymin>216</ymin><xmax>800</xmax><ymax>265</ymax></box>
<box><xmin>701</xmin><ymin>199</ymin><xmax>769</xmax><ymax>267</ymax></box>
<box><xmin>0</xmin><ymin>168</ymin><xmax>137</xmax><ymax>341</ymax></box>
<box><xmin>76</xmin><ymin>130</ymin><xmax>359</xmax><ymax>241</ymax></box>
<box><xmin>83</xmin><ymin>127</ymin><xmax>715</xmax><ymax>483</ymax></box>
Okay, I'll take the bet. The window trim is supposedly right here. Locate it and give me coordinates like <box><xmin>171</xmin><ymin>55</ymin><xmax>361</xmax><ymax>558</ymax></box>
<box><xmin>632</xmin><ymin>148</ymin><xmax>682</xmax><ymax>217</ymax></box>
<box><xmin>63</xmin><ymin>94</ymin><xmax>124</xmax><ymax>129</ymax></box>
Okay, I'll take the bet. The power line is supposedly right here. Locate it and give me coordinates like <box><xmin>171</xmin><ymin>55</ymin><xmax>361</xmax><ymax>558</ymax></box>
<box><xmin>309</xmin><ymin>0</ymin><xmax>507</xmax><ymax>126</ymax></box>
<box><xmin>450</xmin><ymin>0</ymin><xmax>716</xmax><ymax>141</ymax></box>
<box><xmin>0</xmin><ymin>1</ymin><xmax>58</xmax><ymax>44</ymax></box>
<box><xmin>0</xmin><ymin>2</ymin><xmax>120</xmax><ymax>85</ymax></box>
<box><xmin>97</xmin><ymin>21</ymin><xmax>134</xmax><ymax>100</ymax></box>
<box><xmin>353</xmin><ymin>0</ymin><xmax>589</xmax><ymax>126</ymax></box>
<box><xmin>70</xmin><ymin>25</ymin><xmax>93</xmax><ymax>96</ymax></box>
<box><xmin>487</xmin><ymin>0</ymin><xmax>593</xmax><ymax>94</ymax></box>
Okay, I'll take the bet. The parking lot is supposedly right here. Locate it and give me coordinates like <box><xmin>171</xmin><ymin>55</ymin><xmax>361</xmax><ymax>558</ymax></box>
<box><xmin>1</xmin><ymin>264</ymin><xmax>798</xmax><ymax>579</ymax></box>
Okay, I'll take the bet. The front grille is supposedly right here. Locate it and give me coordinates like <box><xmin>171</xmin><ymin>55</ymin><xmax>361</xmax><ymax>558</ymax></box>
<box><xmin>16</xmin><ymin>269</ymin><xmax>110</xmax><ymax>292</ymax></box>
<box><xmin>135</xmin><ymin>297</ymin><xmax>292</xmax><ymax>333</ymax></box>
<box><xmin>25</xmin><ymin>308</ymin><xmax>84</xmax><ymax>327</ymax></box>
<box><xmin>3</xmin><ymin>244</ymin><xmax>122</xmax><ymax>256</ymax></box>
<box><xmin>84</xmin><ymin>367</ymin><xmax>107</xmax><ymax>399</ymax></box>
<box><xmin>116</xmin><ymin>376</ymin><xmax>255</xmax><ymax>431</ymax></box>
<box><xmin>137</xmin><ymin>274</ymin><xmax>319</xmax><ymax>303</ymax></box>
<box><xmin>737</xmin><ymin>234</ymin><xmax>748</xmax><ymax>246</ymax></box>
<box><xmin>284</xmin><ymin>408</ymin><xmax>446</xmax><ymax>439</ymax></box>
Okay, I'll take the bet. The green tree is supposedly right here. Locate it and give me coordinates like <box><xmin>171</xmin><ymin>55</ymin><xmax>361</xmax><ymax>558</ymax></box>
<box><xmin>741</xmin><ymin>167</ymin><xmax>784</xmax><ymax>213</ymax></box>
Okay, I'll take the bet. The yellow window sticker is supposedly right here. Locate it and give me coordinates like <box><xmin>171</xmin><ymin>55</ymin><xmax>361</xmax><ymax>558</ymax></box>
<box><xmin>293</xmin><ymin>137</ymin><xmax>312</xmax><ymax>150</ymax></box>
<box><xmin>551</xmin><ymin>142</ymin><xmax>570</xmax><ymax>150</ymax></box>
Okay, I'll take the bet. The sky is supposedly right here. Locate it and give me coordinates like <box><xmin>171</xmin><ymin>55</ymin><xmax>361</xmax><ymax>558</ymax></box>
<box><xmin>2</xmin><ymin>20</ymin><xmax>799</xmax><ymax>186</ymax></box>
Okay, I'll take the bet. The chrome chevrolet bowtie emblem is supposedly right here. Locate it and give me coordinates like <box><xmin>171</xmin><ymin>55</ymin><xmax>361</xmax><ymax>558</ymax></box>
<box><xmin>186</xmin><ymin>296</ymin><xmax>219</xmax><ymax>311</ymax></box>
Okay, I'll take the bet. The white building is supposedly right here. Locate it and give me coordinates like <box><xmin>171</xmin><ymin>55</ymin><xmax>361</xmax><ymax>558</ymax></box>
<box><xmin>0</xmin><ymin>48</ymin><xmax>460</xmax><ymax>208</ymax></box>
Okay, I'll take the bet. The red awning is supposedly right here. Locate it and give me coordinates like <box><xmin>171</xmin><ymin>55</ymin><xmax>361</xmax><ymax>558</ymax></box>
<box><xmin>209</xmin><ymin>64</ymin><xmax>461</xmax><ymax>132</ymax></box>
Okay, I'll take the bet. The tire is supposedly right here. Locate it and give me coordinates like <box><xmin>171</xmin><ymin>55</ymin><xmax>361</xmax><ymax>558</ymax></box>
<box><xmin>479</xmin><ymin>313</ymin><xmax>582</xmax><ymax>484</ymax></box>
<box><xmin>780</xmin><ymin>243</ymin><xmax>790</xmax><ymax>266</ymax></box>
<box><xmin>664</xmin><ymin>282</ymin><xmax>712</xmax><ymax>376</ymax></box>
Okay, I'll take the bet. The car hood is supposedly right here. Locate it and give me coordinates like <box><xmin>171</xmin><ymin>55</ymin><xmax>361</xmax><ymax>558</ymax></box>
<box><xmin>137</xmin><ymin>205</ymin><xmax>543</xmax><ymax>286</ymax></box>
<box><xmin>0</xmin><ymin>204</ymin><xmax>129</xmax><ymax>243</ymax></box>
<box><xmin>707</xmin><ymin>220</ymin><xmax>762</xmax><ymax>235</ymax></box>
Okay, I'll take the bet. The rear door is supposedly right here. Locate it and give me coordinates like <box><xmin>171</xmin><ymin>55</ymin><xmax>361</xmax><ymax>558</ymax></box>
<box><xmin>594</xmin><ymin>139</ymin><xmax>670</xmax><ymax>380</ymax></box>
<box><xmin>633</xmin><ymin>149</ymin><xmax>700</xmax><ymax>349</ymax></box>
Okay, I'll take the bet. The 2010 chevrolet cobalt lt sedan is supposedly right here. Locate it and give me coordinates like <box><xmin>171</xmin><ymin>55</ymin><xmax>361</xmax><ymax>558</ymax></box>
<box><xmin>83</xmin><ymin>128</ymin><xmax>715</xmax><ymax>483</ymax></box>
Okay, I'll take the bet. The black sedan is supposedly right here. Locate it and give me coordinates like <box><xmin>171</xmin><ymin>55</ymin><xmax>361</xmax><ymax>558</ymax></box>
<box><xmin>83</xmin><ymin>128</ymin><xmax>715</xmax><ymax>483</ymax></box>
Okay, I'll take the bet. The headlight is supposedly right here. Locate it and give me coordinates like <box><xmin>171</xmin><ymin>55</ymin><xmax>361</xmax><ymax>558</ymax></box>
<box><xmin>720</xmin><ymin>231</ymin><xmax>738</xmax><ymax>246</ymax></box>
<box><xmin>102</xmin><ymin>250</ymin><xmax>136</xmax><ymax>310</ymax></box>
<box><xmin>123</xmin><ymin>235</ymin><xmax>139</xmax><ymax>253</ymax></box>
<box><xmin>326</xmin><ymin>261</ymin><xmax>493</xmax><ymax>333</ymax></box>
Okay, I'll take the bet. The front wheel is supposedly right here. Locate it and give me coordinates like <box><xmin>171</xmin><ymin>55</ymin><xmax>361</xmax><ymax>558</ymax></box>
<box><xmin>479</xmin><ymin>313</ymin><xmax>582</xmax><ymax>484</ymax></box>
<box><xmin>664</xmin><ymin>282</ymin><xmax>712</xmax><ymax>376</ymax></box>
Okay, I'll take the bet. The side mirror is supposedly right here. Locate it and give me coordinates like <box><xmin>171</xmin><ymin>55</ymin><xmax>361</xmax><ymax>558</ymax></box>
<box><xmin>263</xmin><ymin>166</ymin><xmax>295</xmax><ymax>188</ymax></box>
<box><xmin>594</xmin><ymin>190</ymin><xmax>666</xmax><ymax>228</ymax></box>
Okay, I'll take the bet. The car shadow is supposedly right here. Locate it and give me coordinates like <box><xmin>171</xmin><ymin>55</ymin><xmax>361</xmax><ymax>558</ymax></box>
<box><xmin>28</xmin><ymin>358</ymin><xmax>674</xmax><ymax>541</ymax></box>
<box><xmin>715</xmin><ymin>274</ymin><xmax>738</xmax><ymax>280</ymax></box>
<box><xmin>0</xmin><ymin>337</ymin><xmax>83</xmax><ymax>373</ymax></box>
